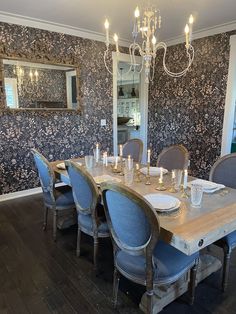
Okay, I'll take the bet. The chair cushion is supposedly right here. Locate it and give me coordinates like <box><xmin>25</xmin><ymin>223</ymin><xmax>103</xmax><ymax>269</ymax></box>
<box><xmin>115</xmin><ymin>240</ymin><xmax>199</xmax><ymax>285</ymax></box>
<box><xmin>224</xmin><ymin>231</ymin><xmax>236</xmax><ymax>248</ymax></box>
<box><xmin>44</xmin><ymin>185</ymin><xmax>75</xmax><ymax>210</ymax></box>
<box><xmin>78</xmin><ymin>213</ymin><xmax>109</xmax><ymax>235</ymax></box>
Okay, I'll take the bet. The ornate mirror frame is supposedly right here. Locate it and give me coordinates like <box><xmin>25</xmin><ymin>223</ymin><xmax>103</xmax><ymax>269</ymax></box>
<box><xmin>0</xmin><ymin>56</ymin><xmax>81</xmax><ymax>112</ymax></box>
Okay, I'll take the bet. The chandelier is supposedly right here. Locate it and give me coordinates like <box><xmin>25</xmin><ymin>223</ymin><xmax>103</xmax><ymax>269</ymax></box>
<box><xmin>103</xmin><ymin>4</ymin><xmax>194</xmax><ymax>83</ymax></box>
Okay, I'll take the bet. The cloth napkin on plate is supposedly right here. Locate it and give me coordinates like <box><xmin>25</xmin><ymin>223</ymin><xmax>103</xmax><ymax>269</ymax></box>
<box><xmin>188</xmin><ymin>179</ymin><xmax>225</xmax><ymax>193</ymax></box>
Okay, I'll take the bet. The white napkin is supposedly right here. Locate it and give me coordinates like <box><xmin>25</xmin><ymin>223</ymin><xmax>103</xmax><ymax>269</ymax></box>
<box><xmin>188</xmin><ymin>179</ymin><xmax>225</xmax><ymax>193</ymax></box>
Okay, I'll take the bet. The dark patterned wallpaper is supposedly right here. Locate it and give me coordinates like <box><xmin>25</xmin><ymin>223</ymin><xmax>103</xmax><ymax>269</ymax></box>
<box><xmin>0</xmin><ymin>21</ymin><xmax>235</xmax><ymax>194</ymax></box>
<box><xmin>0</xmin><ymin>22</ymin><xmax>115</xmax><ymax>194</ymax></box>
<box><xmin>4</xmin><ymin>64</ymin><xmax>67</xmax><ymax>108</ymax></box>
<box><xmin>148</xmin><ymin>32</ymin><xmax>235</xmax><ymax>178</ymax></box>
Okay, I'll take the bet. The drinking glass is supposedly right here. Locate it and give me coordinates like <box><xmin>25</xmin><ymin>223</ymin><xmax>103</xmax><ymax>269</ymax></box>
<box><xmin>173</xmin><ymin>169</ymin><xmax>183</xmax><ymax>191</ymax></box>
<box><xmin>124</xmin><ymin>168</ymin><xmax>134</xmax><ymax>186</ymax></box>
<box><xmin>125</xmin><ymin>158</ymin><xmax>133</xmax><ymax>170</ymax></box>
<box><xmin>85</xmin><ymin>155</ymin><xmax>94</xmax><ymax>169</ymax></box>
<box><xmin>191</xmin><ymin>183</ymin><xmax>203</xmax><ymax>207</ymax></box>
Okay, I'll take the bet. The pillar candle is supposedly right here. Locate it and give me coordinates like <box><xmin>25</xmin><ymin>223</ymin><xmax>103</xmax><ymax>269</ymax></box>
<box><xmin>147</xmin><ymin>149</ymin><xmax>151</xmax><ymax>163</ymax></box>
<box><xmin>119</xmin><ymin>144</ymin><xmax>123</xmax><ymax>157</ymax></box>
<box><xmin>183</xmin><ymin>169</ymin><xmax>188</xmax><ymax>189</ymax></box>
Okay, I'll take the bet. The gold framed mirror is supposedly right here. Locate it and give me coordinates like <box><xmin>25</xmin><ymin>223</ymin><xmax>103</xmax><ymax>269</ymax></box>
<box><xmin>0</xmin><ymin>57</ymin><xmax>80</xmax><ymax>111</ymax></box>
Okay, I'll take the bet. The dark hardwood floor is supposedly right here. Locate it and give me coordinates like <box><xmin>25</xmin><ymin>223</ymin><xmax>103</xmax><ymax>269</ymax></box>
<box><xmin>0</xmin><ymin>194</ymin><xmax>236</xmax><ymax>313</ymax></box>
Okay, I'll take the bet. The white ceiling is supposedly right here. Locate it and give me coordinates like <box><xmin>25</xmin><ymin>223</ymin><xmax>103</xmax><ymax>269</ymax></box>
<box><xmin>0</xmin><ymin>0</ymin><xmax>236</xmax><ymax>44</ymax></box>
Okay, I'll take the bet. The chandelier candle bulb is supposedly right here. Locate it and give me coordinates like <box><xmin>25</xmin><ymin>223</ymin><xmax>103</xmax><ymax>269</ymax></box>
<box><xmin>114</xmin><ymin>156</ymin><xmax>118</xmax><ymax>170</ymax></box>
<box><xmin>189</xmin><ymin>14</ymin><xmax>194</xmax><ymax>42</ymax></box>
<box><xmin>104</xmin><ymin>19</ymin><xmax>110</xmax><ymax>46</ymax></box>
<box><xmin>185</xmin><ymin>24</ymin><xmax>190</xmax><ymax>49</ymax></box>
<box><xmin>113</xmin><ymin>33</ymin><xmax>119</xmax><ymax>53</ymax></box>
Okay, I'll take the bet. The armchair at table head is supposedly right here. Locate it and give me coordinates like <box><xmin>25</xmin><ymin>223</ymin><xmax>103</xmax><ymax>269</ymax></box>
<box><xmin>101</xmin><ymin>182</ymin><xmax>199</xmax><ymax>313</ymax></box>
<box><xmin>209</xmin><ymin>152</ymin><xmax>236</xmax><ymax>291</ymax></box>
<box><xmin>65</xmin><ymin>160</ymin><xmax>109</xmax><ymax>271</ymax></box>
<box><xmin>156</xmin><ymin>144</ymin><xmax>189</xmax><ymax>171</ymax></box>
<box><xmin>31</xmin><ymin>149</ymin><xmax>75</xmax><ymax>241</ymax></box>
<box><xmin>123</xmin><ymin>138</ymin><xmax>143</xmax><ymax>163</ymax></box>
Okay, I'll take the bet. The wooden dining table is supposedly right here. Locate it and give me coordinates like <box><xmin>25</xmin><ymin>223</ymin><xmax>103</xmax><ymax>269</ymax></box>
<box><xmin>52</xmin><ymin>158</ymin><xmax>236</xmax><ymax>313</ymax></box>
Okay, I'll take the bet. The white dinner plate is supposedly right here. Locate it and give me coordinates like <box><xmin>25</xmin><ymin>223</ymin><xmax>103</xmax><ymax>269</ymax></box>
<box><xmin>140</xmin><ymin>167</ymin><xmax>168</xmax><ymax>177</ymax></box>
<box><xmin>144</xmin><ymin>193</ymin><xmax>181</xmax><ymax>212</ymax></box>
<box><xmin>187</xmin><ymin>179</ymin><xmax>225</xmax><ymax>193</ymax></box>
<box><xmin>94</xmin><ymin>175</ymin><xmax>121</xmax><ymax>185</ymax></box>
<box><xmin>56</xmin><ymin>161</ymin><xmax>82</xmax><ymax>170</ymax></box>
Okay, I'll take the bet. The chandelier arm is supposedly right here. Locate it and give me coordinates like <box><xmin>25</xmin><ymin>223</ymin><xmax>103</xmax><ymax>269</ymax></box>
<box><xmin>129</xmin><ymin>43</ymin><xmax>144</xmax><ymax>74</ymax></box>
<box><xmin>103</xmin><ymin>48</ymin><xmax>114</xmax><ymax>75</ymax></box>
<box><xmin>156</xmin><ymin>42</ymin><xmax>194</xmax><ymax>77</ymax></box>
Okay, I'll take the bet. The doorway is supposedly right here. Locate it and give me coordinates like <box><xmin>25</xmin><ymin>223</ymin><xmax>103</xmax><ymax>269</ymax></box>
<box><xmin>221</xmin><ymin>35</ymin><xmax>236</xmax><ymax>156</ymax></box>
<box><xmin>112</xmin><ymin>52</ymin><xmax>148</xmax><ymax>162</ymax></box>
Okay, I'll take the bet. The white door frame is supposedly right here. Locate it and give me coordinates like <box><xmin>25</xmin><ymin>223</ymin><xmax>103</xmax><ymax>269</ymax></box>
<box><xmin>66</xmin><ymin>70</ymin><xmax>76</xmax><ymax>108</ymax></box>
<box><xmin>112</xmin><ymin>52</ymin><xmax>149</xmax><ymax>162</ymax></box>
<box><xmin>221</xmin><ymin>35</ymin><xmax>236</xmax><ymax>156</ymax></box>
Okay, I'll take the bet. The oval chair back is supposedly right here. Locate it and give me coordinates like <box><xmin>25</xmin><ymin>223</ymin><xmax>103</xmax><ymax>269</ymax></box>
<box><xmin>156</xmin><ymin>144</ymin><xmax>189</xmax><ymax>171</ymax></box>
<box><xmin>101</xmin><ymin>182</ymin><xmax>160</xmax><ymax>260</ymax></box>
<box><xmin>123</xmin><ymin>138</ymin><xmax>143</xmax><ymax>163</ymax></box>
<box><xmin>209</xmin><ymin>153</ymin><xmax>236</xmax><ymax>189</ymax></box>
<box><xmin>65</xmin><ymin>160</ymin><xmax>99</xmax><ymax>215</ymax></box>
<box><xmin>31</xmin><ymin>148</ymin><xmax>56</xmax><ymax>204</ymax></box>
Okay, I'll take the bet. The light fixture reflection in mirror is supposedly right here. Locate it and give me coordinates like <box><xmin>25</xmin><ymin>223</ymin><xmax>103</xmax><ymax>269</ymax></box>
<box><xmin>3</xmin><ymin>59</ymin><xmax>78</xmax><ymax>110</ymax></box>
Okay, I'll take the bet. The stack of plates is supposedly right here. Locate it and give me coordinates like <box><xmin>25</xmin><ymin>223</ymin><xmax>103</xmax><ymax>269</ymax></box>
<box><xmin>144</xmin><ymin>194</ymin><xmax>181</xmax><ymax>213</ymax></box>
<box><xmin>187</xmin><ymin>179</ymin><xmax>225</xmax><ymax>193</ymax></box>
<box><xmin>94</xmin><ymin>175</ymin><xmax>121</xmax><ymax>186</ymax></box>
<box><xmin>56</xmin><ymin>161</ymin><xmax>82</xmax><ymax>170</ymax></box>
<box><xmin>140</xmin><ymin>167</ymin><xmax>168</xmax><ymax>177</ymax></box>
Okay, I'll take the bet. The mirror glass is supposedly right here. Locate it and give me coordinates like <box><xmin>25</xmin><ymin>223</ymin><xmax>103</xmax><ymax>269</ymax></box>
<box><xmin>3</xmin><ymin>59</ymin><xmax>78</xmax><ymax>109</ymax></box>
<box><xmin>117</xmin><ymin>61</ymin><xmax>141</xmax><ymax>145</ymax></box>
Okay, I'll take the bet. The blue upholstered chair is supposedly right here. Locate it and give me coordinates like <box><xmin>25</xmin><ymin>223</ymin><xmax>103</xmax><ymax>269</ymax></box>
<box><xmin>123</xmin><ymin>138</ymin><xmax>143</xmax><ymax>163</ymax></box>
<box><xmin>156</xmin><ymin>144</ymin><xmax>189</xmax><ymax>171</ymax></box>
<box><xmin>209</xmin><ymin>153</ymin><xmax>236</xmax><ymax>291</ymax></box>
<box><xmin>31</xmin><ymin>149</ymin><xmax>75</xmax><ymax>241</ymax></box>
<box><xmin>101</xmin><ymin>182</ymin><xmax>199</xmax><ymax>313</ymax></box>
<box><xmin>65</xmin><ymin>160</ymin><xmax>110</xmax><ymax>271</ymax></box>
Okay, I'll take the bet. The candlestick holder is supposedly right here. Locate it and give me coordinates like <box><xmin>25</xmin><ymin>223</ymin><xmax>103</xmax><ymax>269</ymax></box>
<box><xmin>168</xmin><ymin>178</ymin><xmax>177</xmax><ymax>193</ymax></box>
<box><xmin>119</xmin><ymin>157</ymin><xmax>124</xmax><ymax>176</ymax></box>
<box><xmin>145</xmin><ymin>163</ymin><xmax>151</xmax><ymax>185</ymax></box>
<box><xmin>181</xmin><ymin>185</ymin><xmax>188</xmax><ymax>198</ymax></box>
<box><xmin>156</xmin><ymin>180</ymin><xmax>167</xmax><ymax>191</ymax></box>
<box><xmin>135</xmin><ymin>169</ymin><xmax>142</xmax><ymax>183</ymax></box>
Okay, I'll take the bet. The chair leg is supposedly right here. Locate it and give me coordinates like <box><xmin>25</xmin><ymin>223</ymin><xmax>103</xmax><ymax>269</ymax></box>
<box><xmin>43</xmin><ymin>206</ymin><xmax>48</xmax><ymax>231</ymax></box>
<box><xmin>76</xmin><ymin>226</ymin><xmax>81</xmax><ymax>257</ymax></box>
<box><xmin>222</xmin><ymin>244</ymin><xmax>231</xmax><ymax>292</ymax></box>
<box><xmin>189</xmin><ymin>258</ymin><xmax>199</xmax><ymax>305</ymax></box>
<box><xmin>146</xmin><ymin>289</ymin><xmax>154</xmax><ymax>314</ymax></box>
<box><xmin>113</xmin><ymin>267</ymin><xmax>120</xmax><ymax>308</ymax></box>
<box><xmin>93</xmin><ymin>236</ymin><xmax>99</xmax><ymax>272</ymax></box>
<box><xmin>53</xmin><ymin>209</ymin><xmax>58</xmax><ymax>242</ymax></box>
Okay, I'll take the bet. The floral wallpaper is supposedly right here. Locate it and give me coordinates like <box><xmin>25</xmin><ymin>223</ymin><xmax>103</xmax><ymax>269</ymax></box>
<box><xmin>148</xmin><ymin>31</ymin><xmax>236</xmax><ymax>178</ymax></box>
<box><xmin>0</xmin><ymin>20</ymin><xmax>235</xmax><ymax>194</ymax></box>
<box><xmin>4</xmin><ymin>64</ymin><xmax>67</xmax><ymax>108</ymax></box>
<box><xmin>0</xmin><ymin>22</ymin><xmax>115</xmax><ymax>194</ymax></box>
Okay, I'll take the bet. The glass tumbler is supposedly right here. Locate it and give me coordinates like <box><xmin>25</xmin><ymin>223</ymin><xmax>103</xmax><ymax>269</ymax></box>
<box><xmin>85</xmin><ymin>155</ymin><xmax>94</xmax><ymax>169</ymax></box>
<box><xmin>191</xmin><ymin>183</ymin><xmax>203</xmax><ymax>207</ymax></box>
<box><xmin>173</xmin><ymin>169</ymin><xmax>183</xmax><ymax>191</ymax></box>
<box><xmin>124</xmin><ymin>168</ymin><xmax>134</xmax><ymax>186</ymax></box>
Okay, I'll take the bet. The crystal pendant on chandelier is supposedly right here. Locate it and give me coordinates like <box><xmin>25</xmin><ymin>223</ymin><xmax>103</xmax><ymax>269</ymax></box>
<box><xmin>103</xmin><ymin>4</ymin><xmax>195</xmax><ymax>83</ymax></box>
